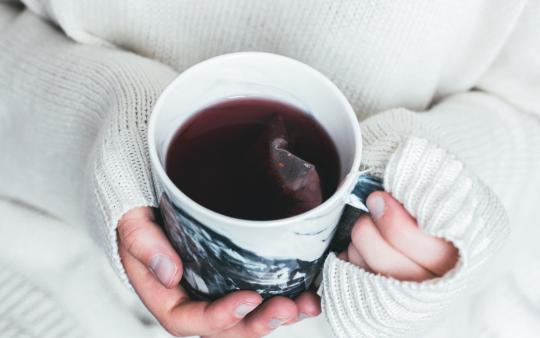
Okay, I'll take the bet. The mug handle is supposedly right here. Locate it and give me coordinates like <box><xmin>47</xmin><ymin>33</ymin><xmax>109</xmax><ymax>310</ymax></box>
<box><xmin>329</xmin><ymin>171</ymin><xmax>385</xmax><ymax>253</ymax></box>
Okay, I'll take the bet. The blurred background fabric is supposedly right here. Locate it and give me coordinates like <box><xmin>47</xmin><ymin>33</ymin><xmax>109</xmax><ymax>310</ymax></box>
<box><xmin>0</xmin><ymin>198</ymin><xmax>175</xmax><ymax>338</ymax></box>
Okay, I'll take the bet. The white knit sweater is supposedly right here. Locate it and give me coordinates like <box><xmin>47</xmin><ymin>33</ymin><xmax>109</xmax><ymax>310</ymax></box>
<box><xmin>1</xmin><ymin>1</ymin><xmax>539</xmax><ymax>337</ymax></box>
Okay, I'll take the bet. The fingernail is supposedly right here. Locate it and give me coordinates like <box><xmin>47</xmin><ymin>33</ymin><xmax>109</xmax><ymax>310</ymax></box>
<box><xmin>367</xmin><ymin>194</ymin><xmax>385</xmax><ymax>219</ymax></box>
<box><xmin>235</xmin><ymin>303</ymin><xmax>258</xmax><ymax>318</ymax></box>
<box><xmin>148</xmin><ymin>254</ymin><xmax>177</xmax><ymax>287</ymax></box>
<box><xmin>269</xmin><ymin>318</ymin><xmax>287</xmax><ymax>329</ymax></box>
<box><xmin>298</xmin><ymin>313</ymin><xmax>310</xmax><ymax>321</ymax></box>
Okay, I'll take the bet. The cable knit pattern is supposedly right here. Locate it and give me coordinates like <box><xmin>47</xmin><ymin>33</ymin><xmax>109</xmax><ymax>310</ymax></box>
<box><xmin>1</xmin><ymin>1</ymin><xmax>540</xmax><ymax>337</ymax></box>
<box><xmin>321</xmin><ymin>138</ymin><xmax>509</xmax><ymax>337</ymax></box>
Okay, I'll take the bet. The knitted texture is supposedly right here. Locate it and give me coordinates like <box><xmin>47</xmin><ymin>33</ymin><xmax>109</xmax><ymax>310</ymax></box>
<box><xmin>0</xmin><ymin>9</ymin><xmax>177</xmax><ymax>287</ymax></box>
<box><xmin>1</xmin><ymin>1</ymin><xmax>540</xmax><ymax>337</ymax></box>
<box><xmin>321</xmin><ymin>137</ymin><xmax>509</xmax><ymax>337</ymax></box>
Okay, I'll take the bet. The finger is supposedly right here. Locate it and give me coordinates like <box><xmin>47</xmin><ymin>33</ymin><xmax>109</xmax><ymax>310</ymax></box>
<box><xmin>337</xmin><ymin>217</ymin><xmax>373</xmax><ymax>272</ymax></box>
<box><xmin>346</xmin><ymin>241</ymin><xmax>370</xmax><ymax>271</ymax></box>
<box><xmin>366</xmin><ymin>192</ymin><xmax>459</xmax><ymax>276</ymax></box>
<box><xmin>293</xmin><ymin>291</ymin><xmax>321</xmax><ymax>322</ymax></box>
<box><xmin>351</xmin><ymin>216</ymin><xmax>435</xmax><ymax>281</ymax></box>
<box><xmin>338</xmin><ymin>250</ymin><xmax>349</xmax><ymax>261</ymax></box>
<box><xmin>118</xmin><ymin>207</ymin><xmax>182</xmax><ymax>288</ymax></box>
<box><xmin>236</xmin><ymin>296</ymin><xmax>298</xmax><ymax>337</ymax></box>
<box><xmin>203</xmin><ymin>295</ymin><xmax>306</xmax><ymax>338</ymax></box>
<box><xmin>121</xmin><ymin>244</ymin><xmax>262</xmax><ymax>337</ymax></box>
<box><xmin>170</xmin><ymin>290</ymin><xmax>263</xmax><ymax>336</ymax></box>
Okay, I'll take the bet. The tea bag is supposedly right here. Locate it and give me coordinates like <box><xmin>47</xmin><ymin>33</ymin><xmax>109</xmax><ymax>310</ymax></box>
<box><xmin>247</xmin><ymin>114</ymin><xmax>323</xmax><ymax>217</ymax></box>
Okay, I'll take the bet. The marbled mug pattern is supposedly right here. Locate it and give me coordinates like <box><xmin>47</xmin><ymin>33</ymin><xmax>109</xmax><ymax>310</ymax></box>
<box><xmin>159</xmin><ymin>173</ymin><xmax>383</xmax><ymax>300</ymax></box>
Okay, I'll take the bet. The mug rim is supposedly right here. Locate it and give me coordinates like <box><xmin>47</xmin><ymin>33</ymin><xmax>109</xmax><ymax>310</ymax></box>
<box><xmin>148</xmin><ymin>52</ymin><xmax>362</xmax><ymax>228</ymax></box>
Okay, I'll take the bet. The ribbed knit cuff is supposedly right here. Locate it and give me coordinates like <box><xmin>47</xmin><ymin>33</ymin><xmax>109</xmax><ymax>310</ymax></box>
<box><xmin>320</xmin><ymin>135</ymin><xmax>509</xmax><ymax>338</ymax></box>
<box><xmin>84</xmin><ymin>59</ymin><xmax>176</xmax><ymax>288</ymax></box>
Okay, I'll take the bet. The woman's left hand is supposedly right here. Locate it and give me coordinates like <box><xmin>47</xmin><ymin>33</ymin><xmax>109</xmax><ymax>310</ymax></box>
<box><xmin>340</xmin><ymin>191</ymin><xmax>459</xmax><ymax>281</ymax></box>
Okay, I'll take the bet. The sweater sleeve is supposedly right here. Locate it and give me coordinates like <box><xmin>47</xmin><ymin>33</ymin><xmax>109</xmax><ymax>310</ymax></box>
<box><xmin>0</xmin><ymin>7</ymin><xmax>176</xmax><ymax>285</ymax></box>
<box><xmin>320</xmin><ymin>2</ymin><xmax>540</xmax><ymax>337</ymax></box>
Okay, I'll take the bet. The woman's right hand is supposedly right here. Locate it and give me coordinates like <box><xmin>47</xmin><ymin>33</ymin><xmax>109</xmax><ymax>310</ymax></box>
<box><xmin>118</xmin><ymin>207</ymin><xmax>321</xmax><ymax>337</ymax></box>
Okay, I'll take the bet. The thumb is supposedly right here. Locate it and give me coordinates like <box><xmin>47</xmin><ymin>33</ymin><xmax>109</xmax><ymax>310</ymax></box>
<box><xmin>366</xmin><ymin>192</ymin><xmax>458</xmax><ymax>276</ymax></box>
<box><xmin>118</xmin><ymin>207</ymin><xmax>183</xmax><ymax>288</ymax></box>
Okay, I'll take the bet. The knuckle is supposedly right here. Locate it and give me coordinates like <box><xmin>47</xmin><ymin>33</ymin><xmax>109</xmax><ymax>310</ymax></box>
<box><xmin>351</xmin><ymin>216</ymin><xmax>372</xmax><ymax>241</ymax></box>
<box><xmin>199</xmin><ymin>304</ymin><xmax>237</xmax><ymax>333</ymax></box>
<box><xmin>283</xmin><ymin>300</ymin><xmax>298</xmax><ymax>313</ymax></box>
<box><xmin>209</xmin><ymin>313</ymin><xmax>235</xmax><ymax>331</ymax></box>
<box><xmin>118</xmin><ymin>221</ymin><xmax>144</xmax><ymax>253</ymax></box>
<box><xmin>161</xmin><ymin>321</ymin><xmax>183</xmax><ymax>337</ymax></box>
<box><xmin>249</xmin><ymin>322</ymin><xmax>269</xmax><ymax>337</ymax></box>
<box><xmin>160</xmin><ymin>310</ymin><xmax>187</xmax><ymax>337</ymax></box>
<box><xmin>207</xmin><ymin>321</ymin><xmax>223</xmax><ymax>332</ymax></box>
<box><xmin>382</xmin><ymin>211</ymin><xmax>407</xmax><ymax>238</ymax></box>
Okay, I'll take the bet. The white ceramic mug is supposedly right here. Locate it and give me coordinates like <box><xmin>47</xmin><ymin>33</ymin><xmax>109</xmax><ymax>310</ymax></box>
<box><xmin>148</xmin><ymin>52</ymin><xmax>382</xmax><ymax>300</ymax></box>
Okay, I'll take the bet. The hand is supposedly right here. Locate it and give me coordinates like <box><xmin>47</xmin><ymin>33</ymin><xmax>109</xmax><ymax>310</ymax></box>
<box><xmin>340</xmin><ymin>192</ymin><xmax>459</xmax><ymax>281</ymax></box>
<box><xmin>118</xmin><ymin>207</ymin><xmax>321</xmax><ymax>337</ymax></box>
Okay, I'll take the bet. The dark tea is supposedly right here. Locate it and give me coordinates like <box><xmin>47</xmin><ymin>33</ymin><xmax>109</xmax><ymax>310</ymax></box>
<box><xmin>165</xmin><ymin>97</ymin><xmax>340</xmax><ymax>220</ymax></box>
